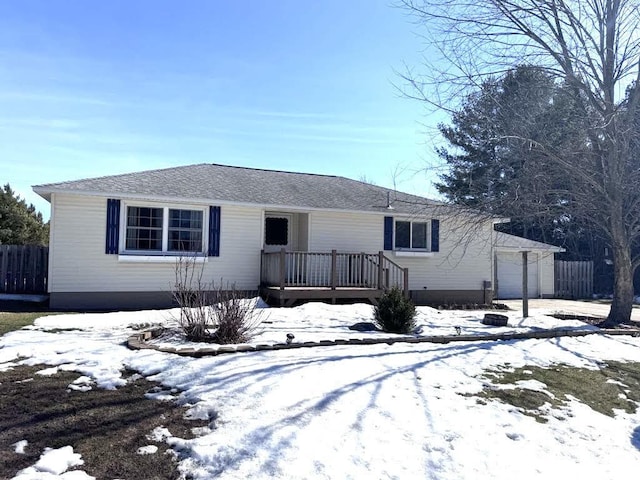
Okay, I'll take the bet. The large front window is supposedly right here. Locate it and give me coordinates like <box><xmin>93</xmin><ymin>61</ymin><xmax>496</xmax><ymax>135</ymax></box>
<box><xmin>126</xmin><ymin>207</ymin><xmax>163</xmax><ymax>251</ymax></box>
<box><xmin>395</xmin><ymin>221</ymin><xmax>428</xmax><ymax>250</ymax></box>
<box><xmin>124</xmin><ymin>206</ymin><xmax>204</xmax><ymax>253</ymax></box>
<box><xmin>168</xmin><ymin>209</ymin><xmax>203</xmax><ymax>252</ymax></box>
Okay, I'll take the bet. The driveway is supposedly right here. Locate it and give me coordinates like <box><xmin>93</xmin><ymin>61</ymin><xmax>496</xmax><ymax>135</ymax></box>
<box><xmin>500</xmin><ymin>298</ymin><xmax>640</xmax><ymax>321</ymax></box>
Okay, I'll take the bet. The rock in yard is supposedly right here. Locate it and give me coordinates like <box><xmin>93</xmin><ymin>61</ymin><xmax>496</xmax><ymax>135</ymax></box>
<box><xmin>348</xmin><ymin>322</ymin><xmax>380</xmax><ymax>332</ymax></box>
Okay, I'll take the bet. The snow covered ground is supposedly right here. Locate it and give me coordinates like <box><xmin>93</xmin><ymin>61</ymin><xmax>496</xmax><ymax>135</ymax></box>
<box><xmin>2</xmin><ymin>301</ymin><xmax>640</xmax><ymax>479</ymax></box>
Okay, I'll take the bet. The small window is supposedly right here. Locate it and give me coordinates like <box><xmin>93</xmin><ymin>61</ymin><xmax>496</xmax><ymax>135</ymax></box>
<box><xmin>412</xmin><ymin>222</ymin><xmax>427</xmax><ymax>249</ymax></box>
<box><xmin>395</xmin><ymin>221</ymin><xmax>411</xmax><ymax>249</ymax></box>
<box><xmin>395</xmin><ymin>220</ymin><xmax>429</xmax><ymax>250</ymax></box>
<box><xmin>265</xmin><ymin>217</ymin><xmax>288</xmax><ymax>246</ymax></box>
<box><xmin>126</xmin><ymin>207</ymin><xmax>163</xmax><ymax>251</ymax></box>
<box><xmin>168</xmin><ymin>209</ymin><xmax>203</xmax><ymax>252</ymax></box>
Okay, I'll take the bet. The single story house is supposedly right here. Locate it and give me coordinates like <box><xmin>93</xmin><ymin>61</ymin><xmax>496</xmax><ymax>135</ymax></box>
<box><xmin>34</xmin><ymin>163</ymin><xmax>538</xmax><ymax>309</ymax></box>
<box><xmin>494</xmin><ymin>232</ymin><xmax>565</xmax><ymax>299</ymax></box>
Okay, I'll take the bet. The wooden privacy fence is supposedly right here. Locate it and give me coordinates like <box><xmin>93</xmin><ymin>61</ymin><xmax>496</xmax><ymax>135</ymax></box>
<box><xmin>555</xmin><ymin>260</ymin><xmax>593</xmax><ymax>299</ymax></box>
<box><xmin>0</xmin><ymin>245</ymin><xmax>49</xmax><ymax>295</ymax></box>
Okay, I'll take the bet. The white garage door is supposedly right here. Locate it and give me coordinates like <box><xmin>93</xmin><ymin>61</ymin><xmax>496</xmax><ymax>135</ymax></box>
<box><xmin>497</xmin><ymin>252</ymin><xmax>539</xmax><ymax>299</ymax></box>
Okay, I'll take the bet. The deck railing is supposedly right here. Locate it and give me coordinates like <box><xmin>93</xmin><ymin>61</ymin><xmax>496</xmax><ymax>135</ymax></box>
<box><xmin>260</xmin><ymin>249</ymin><xmax>408</xmax><ymax>296</ymax></box>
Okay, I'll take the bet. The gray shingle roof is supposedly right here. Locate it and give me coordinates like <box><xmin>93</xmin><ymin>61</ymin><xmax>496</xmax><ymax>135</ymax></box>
<box><xmin>33</xmin><ymin>163</ymin><xmax>441</xmax><ymax>215</ymax></box>
<box><xmin>495</xmin><ymin>232</ymin><xmax>564</xmax><ymax>252</ymax></box>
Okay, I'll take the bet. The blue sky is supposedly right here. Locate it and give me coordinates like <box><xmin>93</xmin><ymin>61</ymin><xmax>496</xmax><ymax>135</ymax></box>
<box><xmin>0</xmin><ymin>0</ymin><xmax>446</xmax><ymax>219</ymax></box>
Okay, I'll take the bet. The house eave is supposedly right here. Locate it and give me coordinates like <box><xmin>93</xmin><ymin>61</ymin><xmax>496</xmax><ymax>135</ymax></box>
<box><xmin>31</xmin><ymin>187</ymin><xmax>452</xmax><ymax>218</ymax></box>
<box><xmin>495</xmin><ymin>246</ymin><xmax>565</xmax><ymax>253</ymax></box>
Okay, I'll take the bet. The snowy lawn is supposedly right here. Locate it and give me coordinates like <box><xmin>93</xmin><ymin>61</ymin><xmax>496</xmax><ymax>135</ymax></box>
<box><xmin>1</xmin><ymin>302</ymin><xmax>640</xmax><ymax>479</ymax></box>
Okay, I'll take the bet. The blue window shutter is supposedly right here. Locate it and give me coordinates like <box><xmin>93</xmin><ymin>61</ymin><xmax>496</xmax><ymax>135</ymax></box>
<box><xmin>383</xmin><ymin>216</ymin><xmax>393</xmax><ymax>251</ymax></box>
<box><xmin>431</xmin><ymin>219</ymin><xmax>440</xmax><ymax>252</ymax></box>
<box><xmin>208</xmin><ymin>206</ymin><xmax>221</xmax><ymax>257</ymax></box>
<box><xmin>105</xmin><ymin>199</ymin><xmax>121</xmax><ymax>254</ymax></box>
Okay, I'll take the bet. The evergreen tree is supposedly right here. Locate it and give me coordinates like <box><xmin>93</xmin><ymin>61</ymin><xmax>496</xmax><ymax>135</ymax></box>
<box><xmin>436</xmin><ymin>66</ymin><xmax>621</xmax><ymax>291</ymax></box>
<box><xmin>0</xmin><ymin>184</ymin><xmax>49</xmax><ymax>245</ymax></box>
<box><xmin>404</xmin><ymin>0</ymin><xmax>640</xmax><ymax>324</ymax></box>
<box><xmin>435</xmin><ymin>66</ymin><xmax>592</xmax><ymax>247</ymax></box>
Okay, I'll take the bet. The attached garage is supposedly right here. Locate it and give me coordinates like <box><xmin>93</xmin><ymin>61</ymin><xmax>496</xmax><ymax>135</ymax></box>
<box><xmin>496</xmin><ymin>251</ymin><xmax>539</xmax><ymax>298</ymax></box>
<box><xmin>494</xmin><ymin>233</ymin><xmax>564</xmax><ymax>300</ymax></box>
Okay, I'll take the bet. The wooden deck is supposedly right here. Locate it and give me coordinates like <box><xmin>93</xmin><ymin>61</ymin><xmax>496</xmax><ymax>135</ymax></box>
<box><xmin>260</xmin><ymin>249</ymin><xmax>407</xmax><ymax>306</ymax></box>
<box><xmin>260</xmin><ymin>286</ymin><xmax>385</xmax><ymax>307</ymax></box>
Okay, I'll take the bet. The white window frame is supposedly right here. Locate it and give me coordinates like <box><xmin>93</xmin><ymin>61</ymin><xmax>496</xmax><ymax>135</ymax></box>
<box><xmin>119</xmin><ymin>201</ymin><xmax>208</xmax><ymax>257</ymax></box>
<box><xmin>394</xmin><ymin>220</ymin><xmax>430</xmax><ymax>251</ymax></box>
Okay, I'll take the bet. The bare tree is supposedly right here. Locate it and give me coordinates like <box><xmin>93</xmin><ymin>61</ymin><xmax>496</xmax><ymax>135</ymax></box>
<box><xmin>401</xmin><ymin>0</ymin><xmax>640</xmax><ymax>324</ymax></box>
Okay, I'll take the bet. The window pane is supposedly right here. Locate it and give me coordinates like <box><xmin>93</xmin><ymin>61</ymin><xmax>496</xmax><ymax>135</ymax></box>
<box><xmin>265</xmin><ymin>217</ymin><xmax>288</xmax><ymax>245</ymax></box>
<box><xmin>412</xmin><ymin>222</ymin><xmax>427</xmax><ymax>249</ymax></box>
<box><xmin>125</xmin><ymin>207</ymin><xmax>163</xmax><ymax>251</ymax></box>
<box><xmin>168</xmin><ymin>209</ymin><xmax>203</xmax><ymax>251</ymax></box>
<box><xmin>395</xmin><ymin>221</ymin><xmax>410</xmax><ymax>248</ymax></box>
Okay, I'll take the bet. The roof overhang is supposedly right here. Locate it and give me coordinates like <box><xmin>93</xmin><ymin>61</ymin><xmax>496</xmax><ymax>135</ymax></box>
<box><xmin>30</xmin><ymin>187</ymin><xmax>455</xmax><ymax>218</ymax></box>
<box><xmin>495</xmin><ymin>245</ymin><xmax>565</xmax><ymax>253</ymax></box>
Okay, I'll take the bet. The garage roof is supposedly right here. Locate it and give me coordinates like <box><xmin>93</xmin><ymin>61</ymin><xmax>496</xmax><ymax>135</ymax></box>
<box><xmin>495</xmin><ymin>232</ymin><xmax>565</xmax><ymax>253</ymax></box>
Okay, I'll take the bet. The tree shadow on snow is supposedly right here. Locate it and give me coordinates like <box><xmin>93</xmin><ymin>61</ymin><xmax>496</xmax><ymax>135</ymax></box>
<box><xmin>194</xmin><ymin>340</ymin><xmax>497</xmax><ymax>476</ymax></box>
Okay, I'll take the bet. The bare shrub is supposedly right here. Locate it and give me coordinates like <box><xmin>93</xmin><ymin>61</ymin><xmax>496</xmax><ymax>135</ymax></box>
<box><xmin>209</xmin><ymin>282</ymin><xmax>263</xmax><ymax>344</ymax></box>
<box><xmin>172</xmin><ymin>257</ymin><xmax>263</xmax><ymax>343</ymax></box>
<box><xmin>172</xmin><ymin>257</ymin><xmax>213</xmax><ymax>341</ymax></box>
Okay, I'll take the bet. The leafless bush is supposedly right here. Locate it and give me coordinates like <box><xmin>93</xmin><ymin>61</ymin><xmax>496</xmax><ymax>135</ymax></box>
<box><xmin>209</xmin><ymin>282</ymin><xmax>264</xmax><ymax>344</ymax></box>
<box><xmin>172</xmin><ymin>257</ymin><xmax>213</xmax><ymax>341</ymax></box>
<box><xmin>172</xmin><ymin>257</ymin><xmax>263</xmax><ymax>343</ymax></box>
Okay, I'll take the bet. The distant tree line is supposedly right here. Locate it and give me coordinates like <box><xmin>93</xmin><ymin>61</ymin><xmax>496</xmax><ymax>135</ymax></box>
<box><xmin>0</xmin><ymin>184</ymin><xmax>49</xmax><ymax>245</ymax></box>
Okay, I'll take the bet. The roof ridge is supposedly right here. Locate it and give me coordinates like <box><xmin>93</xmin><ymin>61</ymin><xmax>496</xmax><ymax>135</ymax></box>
<box><xmin>206</xmin><ymin>162</ymin><xmax>342</xmax><ymax>179</ymax></box>
<box><xmin>32</xmin><ymin>162</ymin><xmax>445</xmax><ymax>211</ymax></box>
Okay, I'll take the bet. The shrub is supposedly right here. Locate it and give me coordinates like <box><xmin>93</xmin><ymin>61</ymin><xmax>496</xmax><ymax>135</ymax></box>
<box><xmin>209</xmin><ymin>282</ymin><xmax>263</xmax><ymax>344</ymax></box>
<box><xmin>374</xmin><ymin>287</ymin><xmax>417</xmax><ymax>334</ymax></box>
<box><xmin>172</xmin><ymin>257</ymin><xmax>212</xmax><ymax>341</ymax></box>
<box><xmin>172</xmin><ymin>257</ymin><xmax>263</xmax><ymax>343</ymax></box>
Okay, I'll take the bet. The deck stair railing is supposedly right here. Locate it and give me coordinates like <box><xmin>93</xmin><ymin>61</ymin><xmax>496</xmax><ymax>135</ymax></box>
<box><xmin>260</xmin><ymin>249</ymin><xmax>408</xmax><ymax>296</ymax></box>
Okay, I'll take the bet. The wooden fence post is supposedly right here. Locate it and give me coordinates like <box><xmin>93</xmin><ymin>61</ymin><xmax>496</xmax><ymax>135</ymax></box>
<box><xmin>378</xmin><ymin>251</ymin><xmax>384</xmax><ymax>290</ymax></box>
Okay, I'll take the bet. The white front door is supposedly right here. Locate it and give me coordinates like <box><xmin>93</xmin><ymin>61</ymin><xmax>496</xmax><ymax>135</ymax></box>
<box><xmin>264</xmin><ymin>214</ymin><xmax>292</xmax><ymax>253</ymax></box>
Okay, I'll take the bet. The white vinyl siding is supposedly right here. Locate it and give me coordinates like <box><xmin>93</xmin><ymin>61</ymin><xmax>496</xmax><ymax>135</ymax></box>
<box><xmin>49</xmin><ymin>194</ymin><xmax>496</xmax><ymax>296</ymax></box>
<box><xmin>539</xmin><ymin>252</ymin><xmax>556</xmax><ymax>297</ymax></box>
<box><xmin>49</xmin><ymin>194</ymin><xmax>262</xmax><ymax>292</ymax></box>
<box><xmin>391</xmin><ymin>219</ymin><xmax>494</xmax><ymax>291</ymax></box>
<box><xmin>309</xmin><ymin>211</ymin><xmax>382</xmax><ymax>252</ymax></box>
<box><xmin>310</xmin><ymin>211</ymin><xmax>494</xmax><ymax>291</ymax></box>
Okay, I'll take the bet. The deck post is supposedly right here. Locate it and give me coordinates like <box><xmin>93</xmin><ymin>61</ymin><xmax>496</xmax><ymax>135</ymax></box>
<box><xmin>260</xmin><ymin>249</ymin><xmax>265</xmax><ymax>285</ymax></box>
<box><xmin>331</xmin><ymin>249</ymin><xmax>337</xmax><ymax>290</ymax></box>
<box><xmin>522</xmin><ymin>250</ymin><xmax>529</xmax><ymax>317</ymax></box>
<box><xmin>360</xmin><ymin>252</ymin><xmax>365</xmax><ymax>287</ymax></box>
<box><xmin>378</xmin><ymin>251</ymin><xmax>384</xmax><ymax>290</ymax></box>
<box><xmin>403</xmin><ymin>268</ymin><xmax>409</xmax><ymax>298</ymax></box>
<box><xmin>279</xmin><ymin>248</ymin><xmax>286</xmax><ymax>290</ymax></box>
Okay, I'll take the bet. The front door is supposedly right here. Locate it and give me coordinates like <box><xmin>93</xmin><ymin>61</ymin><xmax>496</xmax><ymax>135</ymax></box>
<box><xmin>264</xmin><ymin>214</ymin><xmax>292</xmax><ymax>253</ymax></box>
